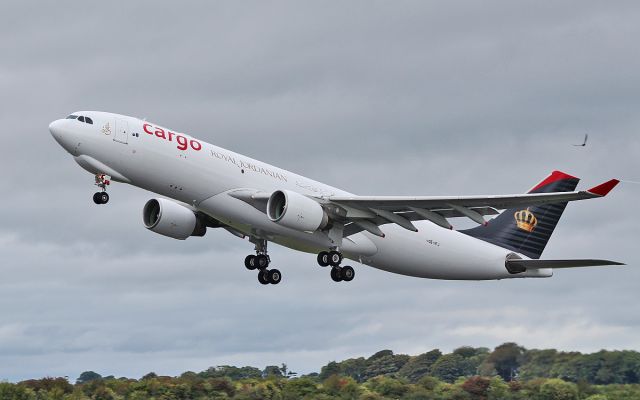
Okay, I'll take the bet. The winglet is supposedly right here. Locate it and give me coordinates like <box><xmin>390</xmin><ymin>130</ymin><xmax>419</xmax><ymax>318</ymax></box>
<box><xmin>587</xmin><ymin>179</ymin><xmax>620</xmax><ymax>196</ymax></box>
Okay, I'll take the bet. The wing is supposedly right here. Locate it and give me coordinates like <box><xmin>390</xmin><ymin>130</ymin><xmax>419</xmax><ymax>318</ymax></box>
<box><xmin>330</xmin><ymin>178</ymin><xmax>619</xmax><ymax>236</ymax></box>
<box><xmin>225</xmin><ymin>176</ymin><xmax>618</xmax><ymax>238</ymax></box>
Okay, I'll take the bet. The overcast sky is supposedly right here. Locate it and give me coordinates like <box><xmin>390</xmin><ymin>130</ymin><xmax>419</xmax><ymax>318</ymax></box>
<box><xmin>1</xmin><ymin>1</ymin><xmax>639</xmax><ymax>382</ymax></box>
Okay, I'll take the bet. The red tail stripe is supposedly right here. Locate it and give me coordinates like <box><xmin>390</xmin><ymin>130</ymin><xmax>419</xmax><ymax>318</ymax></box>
<box><xmin>529</xmin><ymin>170</ymin><xmax>579</xmax><ymax>193</ymax></box>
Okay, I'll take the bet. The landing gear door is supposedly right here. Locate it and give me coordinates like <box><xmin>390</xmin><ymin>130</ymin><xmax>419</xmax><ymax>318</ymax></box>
<box><xmin>114</xmin><ymin>119</ymin><xmax>128</xmax><ymax>144</ymax></box>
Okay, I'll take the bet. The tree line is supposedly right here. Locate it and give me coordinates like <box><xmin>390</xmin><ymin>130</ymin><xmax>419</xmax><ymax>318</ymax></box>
<box><xmin>2</xmin><ymin>343</ymin><xmax>640</xmax><ymax>399</ymax></box>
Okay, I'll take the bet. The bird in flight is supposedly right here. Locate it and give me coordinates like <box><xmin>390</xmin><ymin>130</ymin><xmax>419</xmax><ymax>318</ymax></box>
<box><xmin>573</xmin><ymin>134</ymin><xmax>588</xmax><ymax>147</ymax></box>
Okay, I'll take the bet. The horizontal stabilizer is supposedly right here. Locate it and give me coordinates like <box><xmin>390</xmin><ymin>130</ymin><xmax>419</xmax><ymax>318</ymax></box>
<box><xmin>506</xmin><ymin>259</ymin><xmax>625</xmax><ymax>270</ymax></box>
<box><xmin>587</xmin><ymin>179</ymin><xmax>620</xmax><ymax>196</ymax></box>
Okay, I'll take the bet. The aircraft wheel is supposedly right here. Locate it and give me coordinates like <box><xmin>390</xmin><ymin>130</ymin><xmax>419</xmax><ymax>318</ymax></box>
<box><xmin>244</xmin><ymin>255</ymin><xmax>257</xmax><ymax>270</ymax></box>
<box><xmin>268</xmin><ymin>269</ymin><xmax>282</xmax><ymax>285</ymax></box>
<box><xmin>93</xmin><ymin>192</ymin><xmax>109</xmax><ymax>204</ymax></box>
<box><xmin>341</xmin><ymin>266</ymin><xmax>355</xmax><ymax>282</ymax></box>
<box><xmin>317</xmin><ymin>252</ymin><xmax>330</xmax><ymax>267</ymax></box>
<box><xmin>258</xmin><ymin>269</ymin><xmax>270</xmax><ymax>285</ymax></box>
<box><xmin>330</xmin><ymin>266</ymin><xmax>343</xmax><ymax>282</ymax></box>
<box><xmin>328</xmin><ymin>251</ymin><xmax>343</xmax><ymax>267</ymax></box>
<box><xmin>255</xmin><ymin>254</ymin><xmax>269</xmax><ymax>270</ymax></box>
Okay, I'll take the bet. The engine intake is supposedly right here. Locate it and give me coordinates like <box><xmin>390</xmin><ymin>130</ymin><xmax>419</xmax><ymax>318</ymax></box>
<box><xmin>267</xmin><ymin>190</ymin><xmax>328</xmax><ymax>232</ymax></box>
<box><xmin>143</xmin><ymin>198</ymin><xmax>206</xmax><ymax>240</ymax></box>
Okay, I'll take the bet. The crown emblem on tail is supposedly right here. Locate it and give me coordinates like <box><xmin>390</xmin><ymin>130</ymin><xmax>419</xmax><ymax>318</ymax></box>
<box><xmin>514</xmin><ymin>208</ymin><xmax>537</xmax><ymax>232</ymax></box>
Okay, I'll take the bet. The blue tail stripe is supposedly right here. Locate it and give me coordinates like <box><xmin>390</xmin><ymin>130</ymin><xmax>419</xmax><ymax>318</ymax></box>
<box><xmin>461</xmin><ymin>174</ymin><xmax>579</xmax><ymax>259</ymax></box>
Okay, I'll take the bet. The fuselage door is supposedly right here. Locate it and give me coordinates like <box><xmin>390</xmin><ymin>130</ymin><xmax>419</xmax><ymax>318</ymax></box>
<box><xmin>114</xmin><ymin>119</ymin><xmax>128</xmax><ymax>144</ymax></box>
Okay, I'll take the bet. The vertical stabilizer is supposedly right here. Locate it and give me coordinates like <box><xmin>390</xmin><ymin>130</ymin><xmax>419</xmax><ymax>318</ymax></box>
<box><xmin>461</xmin><ymin>171</ymin><xmax>580</xmax><ymax>259</ymax></box>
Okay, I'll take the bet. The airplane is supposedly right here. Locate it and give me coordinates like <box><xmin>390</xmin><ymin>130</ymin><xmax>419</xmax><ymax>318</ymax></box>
<box><xmin>49</xmin><ymin>111</ymin><xmax>623</xmax><ymax>285</ymax></box>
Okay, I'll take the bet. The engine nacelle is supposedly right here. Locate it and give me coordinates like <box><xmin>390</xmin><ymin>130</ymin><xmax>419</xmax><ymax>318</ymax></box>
<box><xmin>143</xmin><ymin>198</ymin><xmax>206</xmax><ymax>240</ymax></box>
<box><xmin>267</xmin><ymin>190</ymin><xmax>328</xmax><ymax>232</ymax></box>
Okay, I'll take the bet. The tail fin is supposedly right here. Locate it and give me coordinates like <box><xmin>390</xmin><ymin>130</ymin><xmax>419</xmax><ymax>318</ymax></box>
<box><xmin>462</xmin><ymin>171</ymin><xmax>580</xmax><ymax>259</ymax></box>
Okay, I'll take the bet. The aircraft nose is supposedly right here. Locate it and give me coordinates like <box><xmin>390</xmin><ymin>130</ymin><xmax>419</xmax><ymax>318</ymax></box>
<box><xmin>49</xmin><ymin>119</ymin><xmax>76</xmax><ymax>154</ymax></box>
<box><xmin>49</xmin><ymin>119</ymin><xmax>64</xmax><ymax>140</ymax></box>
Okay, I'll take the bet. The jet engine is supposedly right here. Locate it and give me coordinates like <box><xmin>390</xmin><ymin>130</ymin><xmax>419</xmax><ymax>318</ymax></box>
<box><xmin>143</xmin><ymin>198</ymin><xmax>207</xmax><ymax>240</ymax></box>
<box><xmin>267</xmin><ymin>190</ymin><xmax>328</xmax><ymax>232</ymax></box>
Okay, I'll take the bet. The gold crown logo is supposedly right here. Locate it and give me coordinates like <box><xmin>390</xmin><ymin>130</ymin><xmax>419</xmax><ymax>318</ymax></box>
<box><xmin>514</xmin><ymin>208</ymin><xmax>537</xmax><ymax>232</ymax></box>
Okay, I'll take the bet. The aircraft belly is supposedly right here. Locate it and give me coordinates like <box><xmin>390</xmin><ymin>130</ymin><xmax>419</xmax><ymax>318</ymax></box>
<box><xmin>361</xmin><ymin>222</ymin><xmax>515</xmax><ymax>280</ymax></box>
<box><xmin>74</xmin><ymin>155</ymin><xmax>131</xmax><ymax>183</ymax></box>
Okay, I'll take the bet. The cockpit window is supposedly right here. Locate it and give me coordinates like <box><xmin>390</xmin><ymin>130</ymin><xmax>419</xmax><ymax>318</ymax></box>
<box><xmin>67</xmin><ymin>114</ymin><xmax>94</xmax><ymax>124</ymax></box>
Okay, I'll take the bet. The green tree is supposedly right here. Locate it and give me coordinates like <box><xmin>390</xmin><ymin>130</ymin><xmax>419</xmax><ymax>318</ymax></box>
<box><xmin>368</xmin><ymin>350</ymin><xmax>394</xmax><ymax>361</ymax></box>
<box><xmin>323</xmin><ymin>375</ymin><xmax>361</xmax><ymax>399</ymax></box>
<box><xmin>282</xmin><ymin>377</ymin><xmax>319</xmax><ymax>400</ymax></box>
<box><xmin>430</xmin><ymin>354</ymin><xmax>474</xmax><ymax>383</ymax></box>
<box><xmin>485</xmin><ymin>343</ymin><xmax>524</xmax><ymax>382</ymax></box>
<box><xmin>486</xmin><ymin>376</ymin><xmax>511</xmax><ymax>400</ymax></box>
<box><xmin>141</xmin><ymin>372</ymin><xmax>157</xmax><ymax>380</ymax></box>
<box><xmin>358</xmin><ymin>392</ymin><xmax>385</xmax><ymax>400</ymax></box>
<box><xmin>433</xmin><ymin>381</ymin><xmax>471</xmax><ymax>400</ymax></box>
<box><xmin>455</xmin><ymin>347</ymin><xmax>490</xmax><ymax>378</ymax></box>
<box><xmin>319</xmin><ymin>361</ymin><xmax>341</xmax><ymax>381</ymax></box>
<box><xmin>264</xmin><ymin>365</ymin><xmax>284</xmax><ymax>377</ymax></box>
<box><xmin>7</xmin><ymin>344</ymin><xmax>640</xmax><ymax>400</ymax></box>
<box><xmin>18</xmin><ymin>377</ymin><xmax>73</xmax><ymax>395</ymax></box>
<box><xmin>237</xmin><ymin>379</ymin><xmax>282</xmax><ymax>400</ymax></box>
<box><xmin>362</xmin><ymin>353</ymin><xmax>410</xmax><ymax>380</ymax></box>
<box><xmin>200</xmin><ymin>365</ymin><xmax>262</xmax><ymax>380</ymax></box>
<box><xmin>339</xmin><ymin>357</ymin><xmax>367</xmax><ymax>382</ymax></box>
<box><xmin>90</xmin><ymin>386</ymin><xmax>117</xmax><ymax>400</ymax></box>
<box><xmin>365</xmin><ymin>375</ymin><xmax>409</xmax><ymax>398</ymax></box>
<box><xmin>0</xmin><ymin>382</ymin><xmax>37</xmax><ymax>400</ymax></box>
<box><xmin>539</xmin><ymin>379</ymin><xmax>579</xmax><ymax>400</ymax></box>
<box><xmin>547</xmin><ymin>352</ymin><xmax>582</xmax><ymax>382</ymax></box>
<box><xmin>399</xmin><ymin>349</ymin><xmax>443</xmax><ymax>383</ymax></box>
<box><xmin>519</xmin><ymin>349</ymin><xmax>558</xmax><ymax>380</ymax></box>
<box><xmin>417</xmin><ymin>375</ymin><xmax>442</xmax><ymax>392</ymax></box>
<box><xmin>76</xmin><ymin>371</ymin><xmax>102</xmax><ymax>384</ymax></box>
<box><xmin>454</xmin><ymin>347</ymin><xmax>482</xmax><ymax>358</ymax></box>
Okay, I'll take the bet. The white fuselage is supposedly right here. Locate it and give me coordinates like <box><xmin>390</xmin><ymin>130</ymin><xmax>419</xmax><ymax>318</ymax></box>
<box><xmin>50</xmin><ymin>111</ymin><xmax>551</xmax><ymax>280</ymax></box>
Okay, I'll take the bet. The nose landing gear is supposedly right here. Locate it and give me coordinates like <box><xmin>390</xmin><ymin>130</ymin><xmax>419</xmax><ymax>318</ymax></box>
<box><xmin>93</xmin><ymin>174</ymin><xmax>111</xmax><ymax>205</ymax></box>
<box><xmin>93</xmin><ymin>192</ymin><xmax>110</xmax><ymax>205</ymax></box>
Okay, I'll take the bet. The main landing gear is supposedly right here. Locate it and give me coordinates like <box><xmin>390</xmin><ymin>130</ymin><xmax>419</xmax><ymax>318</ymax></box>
<box><xmin>317</xmin><ymin>250</ymin><xmax>355</xmax><ymax>283</ymax></box>
<box><xmin>242</xmin><ymin>239</ymin><xmax>355</xmax><ymax>285</ymax></box>
<box><xmin>93</xmin><ymin>174</ymin><xmax>111</xmax><ymax>205</ymax></box>
<box><xmin>245</xmin><ymin>238</ymin><xmax>281</xmax><ymax>285</ymax></box>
